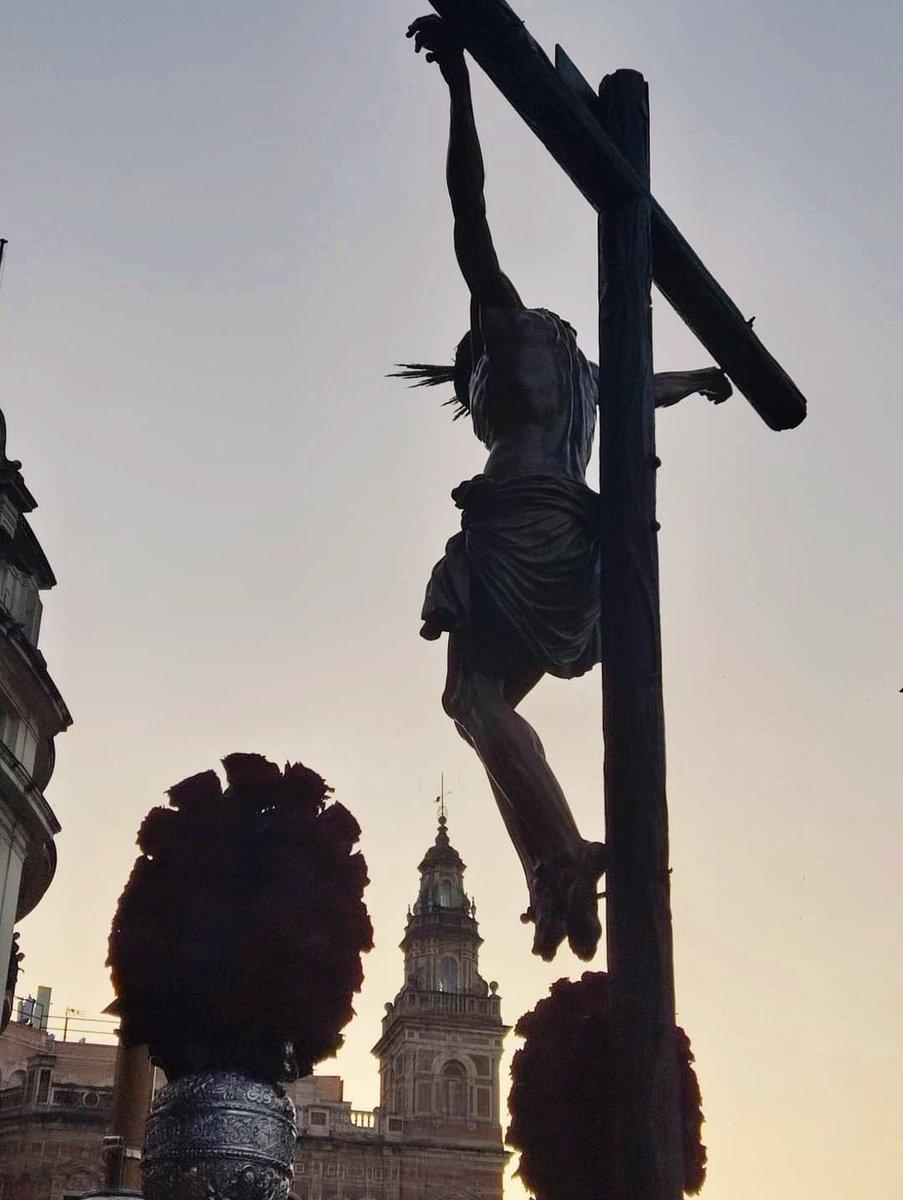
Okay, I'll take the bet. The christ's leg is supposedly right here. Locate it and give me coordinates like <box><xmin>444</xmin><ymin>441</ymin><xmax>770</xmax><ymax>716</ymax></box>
<box><xmin>443</xmin><ymin>631</ymin><xmax>605</xmax><ymax>960</ymax></box>
<box><xmin>454</xmin><ymin>737</ymin><xmax>567</xmax><ymax>957</ymax></box>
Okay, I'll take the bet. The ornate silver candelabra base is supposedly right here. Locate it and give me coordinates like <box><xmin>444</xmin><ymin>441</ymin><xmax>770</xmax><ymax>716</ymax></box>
<box><xmin>142</xmin><ymin>1071</ymin><xmax>296</xmax><ymax>1200</ymax></box>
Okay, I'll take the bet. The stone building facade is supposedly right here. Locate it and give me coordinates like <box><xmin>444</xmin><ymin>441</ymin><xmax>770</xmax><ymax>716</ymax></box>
<box><xmin>0</xmin><ymin>1018</ymin><xmax>115</xmax><ymax>1199</ymax></box>
<box><xmin>0</xmin><ymin>817</ymin><xmax>509</xmax><ymax>1200</ymax></box>
<box><xmin>0</xmin><ymin>408</ymin><xmax>71</xmax><ymax>1031</ymax></box>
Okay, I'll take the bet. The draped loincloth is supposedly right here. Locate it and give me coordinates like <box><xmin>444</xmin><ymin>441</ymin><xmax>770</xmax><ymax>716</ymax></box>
<box><xmin>420</xmin><ymin>474</ymin><xmax>602</xmax><ymax>679</ymax></box>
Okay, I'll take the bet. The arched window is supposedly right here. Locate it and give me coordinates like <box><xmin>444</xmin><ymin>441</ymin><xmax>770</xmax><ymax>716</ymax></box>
<box><xmin>440</xmin><ymin>1060</ymin><xmax>466</xmax><ymax>1118</ymax></box>
<box><xmin>438</xmin><ymin>956</ymin><xmax>459</xmax><ymax>994</ymax></box>
<box><xmin>438</xmin><ymin>880</ymin><xmax>453</xmax><ymax>907</ymax></box>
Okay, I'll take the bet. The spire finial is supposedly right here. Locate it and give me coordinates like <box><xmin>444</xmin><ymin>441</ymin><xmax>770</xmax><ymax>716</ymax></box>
<box><xmin>435</xmin><ymin>772</ymin><xmax>449</xmax><ymax>826</ymax></box>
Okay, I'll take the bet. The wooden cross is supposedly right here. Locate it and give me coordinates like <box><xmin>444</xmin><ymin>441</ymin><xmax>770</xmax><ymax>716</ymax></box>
<box><xmin>425</xmin><ymin>3</ymin><xmax>807</xmax><ymax>1199</ymax></box>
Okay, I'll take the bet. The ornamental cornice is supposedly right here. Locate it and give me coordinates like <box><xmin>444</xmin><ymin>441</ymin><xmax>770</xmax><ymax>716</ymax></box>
<box><xmin>0</xmin><ymin>609</ymin><xmax>71</xmax><ymax>735</ymax></box>
<box><xmin>0</xmin><ymin>743</ymin><xmax>60</xmax><ymax>919</ymax></box>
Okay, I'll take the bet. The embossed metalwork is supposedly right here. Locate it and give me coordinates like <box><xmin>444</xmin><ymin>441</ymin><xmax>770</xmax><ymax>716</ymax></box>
<box><xmin>80</xmin><ymin>1192</ymin><xmax>143</xmax><ymax>1198</ymax></box>
<box><xmin>142</xmin><ymin>1071</ymin><xmax>296</xmax><ymax>1200</ymax></box>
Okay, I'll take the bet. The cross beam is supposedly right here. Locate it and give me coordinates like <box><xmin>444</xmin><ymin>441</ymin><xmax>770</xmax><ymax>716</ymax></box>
<box><xmin>428</xmin><ymin>0</ymin><xmax>808</xmax><ymax>431</ymax></box>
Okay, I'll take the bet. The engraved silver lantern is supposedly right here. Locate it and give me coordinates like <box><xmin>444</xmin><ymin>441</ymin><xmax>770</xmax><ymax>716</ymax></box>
<box><xmin>142</xmin><ymin>1070</ymin><xmax>296</xmax><ymax>1200</ymax></box>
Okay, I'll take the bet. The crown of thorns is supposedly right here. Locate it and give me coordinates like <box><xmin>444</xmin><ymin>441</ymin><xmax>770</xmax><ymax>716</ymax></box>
<box><xmin>389</xmin><ymin>333</ymin><xmax>474</xmax><ymax>419</ymax></box>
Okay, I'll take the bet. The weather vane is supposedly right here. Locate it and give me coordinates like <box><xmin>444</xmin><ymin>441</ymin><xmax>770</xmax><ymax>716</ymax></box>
<box><xmin>435</xmin><ymin>773</ymin><xmax>450</xmax><ymax>823</ymax></box>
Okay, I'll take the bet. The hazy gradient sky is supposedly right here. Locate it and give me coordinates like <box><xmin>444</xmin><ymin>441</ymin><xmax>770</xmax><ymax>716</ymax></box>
<box><xmin>2</xmin><ymin>2</ymin><xmax>901</xmax><ymax>1197</ymax></box>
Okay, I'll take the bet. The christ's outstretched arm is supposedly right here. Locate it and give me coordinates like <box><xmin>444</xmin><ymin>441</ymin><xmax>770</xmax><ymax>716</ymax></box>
<box><xmin>654</xmin><ymin>367</ymin><xmax>732</xmax><ymax>407</ymax></box>
<box><xmin>408</xmin><ymin>15</ymin><xmax>522</xmax><ymax>310</ymax></box>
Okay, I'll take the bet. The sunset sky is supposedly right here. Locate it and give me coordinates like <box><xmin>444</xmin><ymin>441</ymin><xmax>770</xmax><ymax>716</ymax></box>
<box><xmin>2</xmin><ymin>2</ymin><xmax>901</xmax><ymax>1198</ymax></box>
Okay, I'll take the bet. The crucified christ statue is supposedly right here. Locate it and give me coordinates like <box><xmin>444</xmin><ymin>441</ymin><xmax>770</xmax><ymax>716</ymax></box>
<box><xmin>398</xmin><ymin>15</ymin><xmax>731</xmax><ymax>962</ymax></box>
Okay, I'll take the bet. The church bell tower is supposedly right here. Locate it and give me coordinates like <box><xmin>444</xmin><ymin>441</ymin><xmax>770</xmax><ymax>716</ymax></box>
<box><xmin>373</xmin><ymin>813</ymin><xmax>508</xmax><ymax>1187</ymax></box>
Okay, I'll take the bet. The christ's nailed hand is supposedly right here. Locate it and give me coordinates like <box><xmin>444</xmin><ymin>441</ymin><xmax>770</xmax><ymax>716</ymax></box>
<box><xmin>698</xmin><ymin>368</ymin><xmax>732</xmax><ymax>404</ymax></box>
<box><xmin>406</xmin><ymin>15</ymin><xmax>464</xmax><ymax>71</ymax></box>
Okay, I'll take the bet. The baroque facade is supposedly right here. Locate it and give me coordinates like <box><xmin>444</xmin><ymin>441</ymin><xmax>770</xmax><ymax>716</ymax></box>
<box><xmin>0</xmin><ymin>817</ymin><xmax>509</xmax><ymax>1200</ymax></box>
<box><xmin>0</xmin><ymin>408</ymin><xmax>71</xmax><ymax>1031</ymax></box>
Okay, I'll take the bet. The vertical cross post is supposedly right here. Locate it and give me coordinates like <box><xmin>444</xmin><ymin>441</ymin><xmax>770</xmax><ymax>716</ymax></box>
<box><xmin>598</xmin><ymin>70</ymin><xmax>681</xmax><ymax>1200</ymax></box>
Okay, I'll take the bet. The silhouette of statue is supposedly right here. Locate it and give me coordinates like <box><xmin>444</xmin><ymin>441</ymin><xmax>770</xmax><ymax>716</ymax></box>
<box><xmin>399</xmin><ymin>16</ymin><xmax>730</xmax><ymax>961</ymax></box>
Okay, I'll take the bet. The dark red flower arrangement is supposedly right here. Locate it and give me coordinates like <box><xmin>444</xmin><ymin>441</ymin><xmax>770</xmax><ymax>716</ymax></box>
<box><xmin>507</xmin><ymin>972</ymin><xmax>706</xmax><ymax>1200</ymax></box>
<box><xmin>107</xmin><ymin>753</ymin><xmax>373</xmax><ymax>1084</ymax></box>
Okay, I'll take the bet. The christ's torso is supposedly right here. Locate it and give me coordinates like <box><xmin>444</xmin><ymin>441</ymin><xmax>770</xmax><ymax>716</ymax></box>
<box><xmin>469</xmin><ymin>307</ymin><xmax>595</xmax><ymax>482</ymax></box>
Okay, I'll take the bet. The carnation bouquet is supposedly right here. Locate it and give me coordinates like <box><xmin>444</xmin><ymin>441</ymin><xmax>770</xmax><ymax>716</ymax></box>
<box><xmin>108</xmin><ymin>753</ymin><xmax>373</xmax><ymax>1083</ymax></box>
<box><xmin>508</xmin><ymin>972</ymin><xmax>706</xmax><ymax>1200</ymax></box>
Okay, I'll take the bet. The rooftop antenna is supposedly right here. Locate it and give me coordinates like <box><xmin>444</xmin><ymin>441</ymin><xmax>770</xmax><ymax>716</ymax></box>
<box><xmin>0</xmin><ymin>240</ymin><xmax>7</xmax><ymax>292</ymax></box>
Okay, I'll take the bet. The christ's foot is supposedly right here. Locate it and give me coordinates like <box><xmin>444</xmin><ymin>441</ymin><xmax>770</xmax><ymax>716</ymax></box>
<box><xmin>521</xmin><ymin>869</ymin><xmax>567</xmax><ymax>961</ymax></box>
<box><xmin>564</xmin><ymin>841</ymin><xmax>608</xmax><ymax>961</ymax></box>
